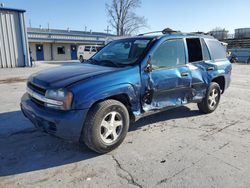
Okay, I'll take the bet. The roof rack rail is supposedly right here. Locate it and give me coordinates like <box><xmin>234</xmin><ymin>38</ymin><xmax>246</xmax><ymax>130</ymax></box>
<box><xmin>190</xmin><ymin>31</ymin><xmax>210</xmax><ymax>35</ymax></box>
<box><xmin>138</xmin><ymin>28</ymin><xmax>212</xmax><ymax>37</ymax></box>
<box><xmin>138</xmin><ymin>30</ymin><xmax>162</xmax><ymax>36</ymax></box>
<box><xmin>138</xmin><ymin>28</ymin><xmax>180</xmax><ymax>36</ymax></box>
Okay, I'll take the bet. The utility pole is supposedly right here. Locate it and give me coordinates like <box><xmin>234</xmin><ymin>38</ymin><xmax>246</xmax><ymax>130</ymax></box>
<box><xmin>104</xmin><ymin>26</ymin><xmax>111</xmax><ymax>34</ymax></box>
<box><xmin>29</xmin><ymin>19</ymin><xmax>32</xmax><ymax>28</ymax></box>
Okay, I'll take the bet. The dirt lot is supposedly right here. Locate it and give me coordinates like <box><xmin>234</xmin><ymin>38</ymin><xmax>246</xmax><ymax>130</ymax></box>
<box><xmin>0</xmin><ymin>63</ymin><xmax>250</xmax><ymax>188</ymax></box>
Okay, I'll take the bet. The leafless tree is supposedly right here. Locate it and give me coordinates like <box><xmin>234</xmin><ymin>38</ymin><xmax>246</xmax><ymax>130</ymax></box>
<box><xmin>106</xmin><ymin>0</ymin><xmax>148</xmax><ymax>36</ymax></box>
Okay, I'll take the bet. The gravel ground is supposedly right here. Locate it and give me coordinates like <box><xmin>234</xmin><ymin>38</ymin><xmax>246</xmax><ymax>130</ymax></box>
<box><xmin>0</xmin><ymin>64</ymin><xmax>249</xmax><ymax>188</ymax></box>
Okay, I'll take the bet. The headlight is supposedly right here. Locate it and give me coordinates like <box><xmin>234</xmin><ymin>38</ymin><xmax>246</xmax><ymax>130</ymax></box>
<box><xmin>45</xmin><ymin>89</ymin><xmax>73</xmax><ymax>110</ymax></box>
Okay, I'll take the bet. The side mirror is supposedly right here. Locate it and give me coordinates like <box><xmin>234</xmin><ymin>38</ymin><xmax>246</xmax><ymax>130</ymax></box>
<box><xmin>144</xmin><ymin>56</ymin><xmax>153</xmax><ymax>72</ymax></box>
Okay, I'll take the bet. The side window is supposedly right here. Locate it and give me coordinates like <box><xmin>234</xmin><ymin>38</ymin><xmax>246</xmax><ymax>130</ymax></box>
<box><xmin>151</xmin><ymin>39</ymin><xmax>185</xmax><ymax>69</ymax></box>
<box><xmin>205</xmin><ymin>39</ymin><xmax>227</xmax><ymax>60</ymax></box>
<box><xmin>57</xmin><ymin>46</ymin><xmax>65</xmax><ymax>54</ymax></box>
<box><xmin>201</xmin><ymin>39</ymin><xmax>211</xmax><ymax>61</ymax></box>
<box><xmin>84</xmin><ymin>46</ymin><xmax>91</xmax><ymax>52</ymax></box>
<box><xmin>91</xmin><ymin>47</ymin><xmax>97</xmax><ymax>53</ymax></box>
<box><xmin>186</xmin><ymin>38</ymin><xmax>202</xmax><ymax>62</ymax></box>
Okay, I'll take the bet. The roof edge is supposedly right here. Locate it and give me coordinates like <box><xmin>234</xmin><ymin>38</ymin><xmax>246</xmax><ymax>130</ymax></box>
<box><xmin>0</xmin><ymin>7</ymin><xmax>26</xmax><ymax>13</ymax></box>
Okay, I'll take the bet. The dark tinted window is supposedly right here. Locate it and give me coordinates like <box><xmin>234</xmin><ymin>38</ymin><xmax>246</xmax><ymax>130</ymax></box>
<box><xmin>205</xmin><ymin>39</ymin><xmax>227</xmax><ymax>60</ymax></box>
<box><xmin>57</xmin><ymin>46</ymin><xmax>65</xmax><ymax>54</ymax></box>
<box><xmin>186</xmin><ymin>38</ymin><xmax>202</xmax><ymax>62</ymax></box>
<box><xmin>201</xmin><ymin>39</ymin><xmax>211</xmax><ymax>61</ymax></box>
<box><xmin>84</xmin><ymin>46</ymin><xmax>91</xmax><ymax>52</ymax></box>
<box><xmin>91</xmin><ymin>47</ymin><xmax>97</xmax><ymax>52</ymax></box>
<box><xmin>151</xmin><ymin>39</ymin><xmax>186</xmax><ymax>69</ymax></box>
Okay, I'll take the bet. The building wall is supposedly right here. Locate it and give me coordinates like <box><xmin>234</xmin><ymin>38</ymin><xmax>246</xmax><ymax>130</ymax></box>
<box><xmin>52</xmin><ymin>43</ymin><xmax>72</xmax><ymax>61</ymax></box>
<box><xmin>0</xmin><ymin>8</ymin><xmax>30</xmax><ymax>68</ymax></box>
<box><xmin>29</xmin><ymin>42</ymin><xmax>52</xmax><ymax>61</ymax></box>
<box><xmin>29</xmin><ymin>42</ymin><xmax>36</xmax><ymax>60</ymax></box>
<box><xmin>235</xmin><ymin>28</ymin><xmax>250</xmax><ymax>39</ymax></box>
<box><xmin>29</xmin><ymin>42</ymin><xmax>79</xmax><ymax>61</ymax></box>
<box><xmin>44</xmin><ymin>43</ymin><xmax>52</xmax><ymax>61</ymax></box>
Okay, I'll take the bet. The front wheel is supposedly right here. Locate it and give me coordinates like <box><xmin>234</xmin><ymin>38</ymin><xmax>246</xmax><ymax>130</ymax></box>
<box><xmin>198</xmin><ymin>82</ymin><xmax>221</xmax><ymax>114</ymax></box>
<box><xmin>82</xmin><ymin>100</ymin><xmax>129</xmax><ymax>153</ymax></box>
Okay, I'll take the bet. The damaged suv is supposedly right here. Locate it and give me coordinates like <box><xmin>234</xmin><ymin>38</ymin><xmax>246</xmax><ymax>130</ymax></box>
<box><xmin>21</xmin><ymin>30</ymin><xmax>232</xmax><ymax>153</ymax></box>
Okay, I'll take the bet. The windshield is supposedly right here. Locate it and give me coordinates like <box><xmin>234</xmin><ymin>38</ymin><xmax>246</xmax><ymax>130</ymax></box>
<box><xmin>89</xmin><ymin>38</ymin><xmax>151</xmax><ymax>67</ymax></box>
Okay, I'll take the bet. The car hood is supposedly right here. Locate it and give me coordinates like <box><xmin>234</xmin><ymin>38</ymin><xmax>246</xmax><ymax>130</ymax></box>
<box><xmin>29</xmin><ymin>63</ymin><xmax>119</xmax><ymax>88</ymax></box>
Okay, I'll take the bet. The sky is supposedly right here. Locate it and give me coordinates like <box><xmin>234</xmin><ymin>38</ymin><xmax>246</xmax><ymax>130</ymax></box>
<box><xmin>1</xmin><ymin>0</ymin><xmax>250</xmax><ymax>34</ymax></box>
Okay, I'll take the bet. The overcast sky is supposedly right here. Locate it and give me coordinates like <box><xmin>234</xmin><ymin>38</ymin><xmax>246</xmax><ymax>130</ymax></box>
<box><xmin>1</xmin><ymin>0</ymin><xmax>249</xmax><ymax>34</ymax></box>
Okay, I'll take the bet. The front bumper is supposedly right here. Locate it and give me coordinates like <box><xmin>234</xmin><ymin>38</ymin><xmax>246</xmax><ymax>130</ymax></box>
<box><xmin>20</xmin><ymin>93</ymin><xmax>88</xmax><ymax>142</ymax></box>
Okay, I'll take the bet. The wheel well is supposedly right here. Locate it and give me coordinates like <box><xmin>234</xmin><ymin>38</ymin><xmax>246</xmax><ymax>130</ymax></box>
<box><xmin>89</xmin><ymin>94</ymin><xmax>135</xmax><ymax>122</ymax></box>
<box><xmin>107</xmin><ymin>94</ymin><xmax>135</xmax><ymax>121</ymax></box>
<box><xmin>212</xmin><ymin>76</ymin><xmax>225</xmax><ymax>93</ymax></box>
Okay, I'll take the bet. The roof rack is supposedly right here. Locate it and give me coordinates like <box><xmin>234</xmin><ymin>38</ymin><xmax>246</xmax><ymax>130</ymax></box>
<box><xmin>138</xmin><ymin>28</ymin><xmax>213</xmax><ymax>38</ymax></box>
<box><xmin>138</xmin><ymin>28</ymin><xmax>180</xmax><ymax>36</ymax></box>
<box><xmin>190</xmin><ymin>31</ymin><xmax>210</xmax><ymax>35</ymax></box>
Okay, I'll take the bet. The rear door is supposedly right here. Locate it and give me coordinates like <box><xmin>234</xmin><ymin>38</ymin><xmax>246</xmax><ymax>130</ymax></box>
<box><xmin>185</xmin><ymin>38</ymin><xmax>210</xmax><ymax>100</ymax></box>
<box><xmin>142</xmin><ymin>38</ymin><xmax>192</xmax><ymax>111</ymax></box>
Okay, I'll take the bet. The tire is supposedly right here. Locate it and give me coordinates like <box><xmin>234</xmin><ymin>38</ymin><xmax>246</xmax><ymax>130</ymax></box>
<box><xmin>82</xmin><ymin>99</ymin><xmax>129</xmax><ymax>153</ymax></box>
<box><xmin>197</xmin><ymin>82</ymin><xmax>221</xmax><ymax>114</ymax></box>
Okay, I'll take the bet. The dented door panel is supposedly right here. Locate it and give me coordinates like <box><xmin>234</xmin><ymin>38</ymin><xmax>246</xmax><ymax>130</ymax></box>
<box><xmin>141</xmin><ymin>66</ymin><xmax>192</xmax><ymax>111</ymax></box>
<box><xmin>187</xmin><ymin>62</ymin><xmax>210</xmax><ymax>101</ymax></box>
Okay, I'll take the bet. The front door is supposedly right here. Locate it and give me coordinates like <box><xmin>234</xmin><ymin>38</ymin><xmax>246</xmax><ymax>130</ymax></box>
<box><xmin>142</xmin><ymin>38</ymin><xmax>192</xmax><ymax>111</ymax></box>
<box><xmin>36</xmin><ymin>44</ymin><xmax>44</xmax><ymax>61</ymax></box>
<box><xmin>71</xmin><ymin>45</ymin><xmax>77</xmax><ymax>60</ymax></box>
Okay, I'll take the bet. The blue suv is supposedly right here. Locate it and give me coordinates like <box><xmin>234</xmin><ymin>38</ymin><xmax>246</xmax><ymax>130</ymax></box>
<box><xmin>21</xmin><ymin>31</ymin><xmax>232</xmax><ymax>153</ymax></box>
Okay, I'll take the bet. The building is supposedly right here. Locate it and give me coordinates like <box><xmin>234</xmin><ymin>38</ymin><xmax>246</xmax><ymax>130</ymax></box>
<box><xmin>0</xmin><ymin>7</ymin><xmax>30</xmax><ymax>68</ymax></box>
<box><xmin>209</xmin><ymin>29</ymin><xmax>229</xmax><ymax>40</ymax></box>
<box><xmin>27</xmin><ymin>27</ymin><xmax>114</xmax><ymax>61</ymax></box>
<box><xmin>235</xmin><ymin>28</ymin><xmax>250</xmax><ymax>39</ymax></box>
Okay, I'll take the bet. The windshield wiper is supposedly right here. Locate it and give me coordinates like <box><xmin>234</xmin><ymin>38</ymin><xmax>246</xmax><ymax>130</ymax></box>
<box><xmin>87</xmin><ymin>58</ymin><xmax>121</xmax><ymax>68</ymax></box>
<box><xmin>85</xmin><ymin>58</ymin><xmax>99</xmax><ymax>64</ymax></box>
<box><xmin>99</xmin><ymin>60</ymin><xmax>120</xmax><ymax>67</ymax></box>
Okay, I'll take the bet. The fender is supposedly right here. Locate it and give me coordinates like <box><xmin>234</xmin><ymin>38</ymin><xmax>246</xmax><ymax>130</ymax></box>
<box><xmin>73</xmin><ymin>83</ymin><xmax>141</xmax><ymax>113</ymax></box>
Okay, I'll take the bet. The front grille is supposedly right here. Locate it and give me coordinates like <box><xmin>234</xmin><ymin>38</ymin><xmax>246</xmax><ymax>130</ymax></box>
<box><xmin>27</xmin><ymin>82</ymin><xmax>46</xmax><ymax>96</ymax></box>
<box><xmin>27</xmin><ymin>82</ymin><xmax>46</xmax><ymax>107</ymax></box>
<box><xmin>30</xmin><ymin>96</ymin><xmax>45</xmax><ymax>107</ymax></box>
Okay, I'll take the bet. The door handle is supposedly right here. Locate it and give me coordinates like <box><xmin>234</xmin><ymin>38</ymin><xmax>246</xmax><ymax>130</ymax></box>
<box><xmin>207</xmin><ymin>67</ymin><xmax>214</xmax><ymax>71</ymax></box>
<box><xmin>181</xmin><ymin>72</ymin><xmax>189</xmax><ymax>77</ymax></box>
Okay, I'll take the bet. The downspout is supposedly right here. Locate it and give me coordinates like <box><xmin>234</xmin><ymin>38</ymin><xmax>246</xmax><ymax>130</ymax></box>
<box><xmin>18</xmin><ymin>11</ymin><xmax>30</xmax><ymax>67</ymax></box>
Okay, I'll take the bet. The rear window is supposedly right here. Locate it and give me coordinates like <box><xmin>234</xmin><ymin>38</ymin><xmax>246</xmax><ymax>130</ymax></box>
<box><xmin>205</xmin><ymin>39</ymin><xmax>227</xmax><ymax>60</ymax></box>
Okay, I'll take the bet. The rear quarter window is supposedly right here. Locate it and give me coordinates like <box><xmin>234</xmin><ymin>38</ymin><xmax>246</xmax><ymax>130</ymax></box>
<box><xmin>205</xmin><ymin>39</ymin><xmax>227</xmax><ymax>60</ymax></box>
